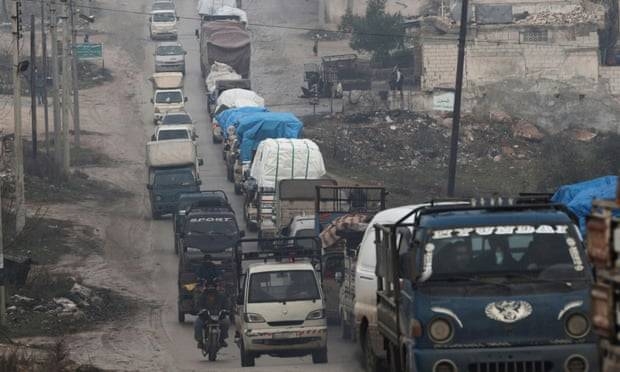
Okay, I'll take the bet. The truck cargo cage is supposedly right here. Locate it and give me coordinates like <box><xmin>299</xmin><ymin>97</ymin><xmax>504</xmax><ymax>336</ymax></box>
<box><xmin>314</xmin><ymin>185</ymin><xmax>387</xmax><ymax>234</ymax></box>
<box><xmin>587</xmin><ymin>200</ymin><xmax>620</xmax><ymax>269</ymax></box>
<box><xmin>234</xmin><ymin>237</ymin><xmax>323</xmax><ymax>274</ymax></box>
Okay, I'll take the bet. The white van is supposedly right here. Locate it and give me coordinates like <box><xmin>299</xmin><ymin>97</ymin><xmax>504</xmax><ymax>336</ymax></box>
<box><xmin>149</xmin><ymin>10</ymin><xmax>179</xmax><ymax>40</ymax></box>
<box><xmin>236</xmin><ymin>262</ymin><xmax>328</xmax><ymax>367</ymax></box>
<box><xmin>340</xmin><ymin>205</ymin><xmax>418</xmax><ymax>371</ymax></box>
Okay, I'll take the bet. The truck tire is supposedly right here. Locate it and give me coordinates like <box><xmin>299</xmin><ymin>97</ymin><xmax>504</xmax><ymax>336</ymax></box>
<box><xmin>227</xmin><ymin>167</ymin><xmax>234</xmax><ymax>182</ymax></box>
<box><xmin>340</xmin><ymin>313</ymin><xmax>351</xmax><ymax>340</ymax></box>
<box><xmin>152</xmin><ymin>210</ymin><xmax>161</xmax><ymax>220</ymax></box>
<box><xmin>362</xmin><ymin>328</ymin><xmax>379</xmax><ymax>372</ymax></box>
<box><xmin>240</xmin><ymin>340</ymin><xmax>255</xmax><ymax>367</ymax></box>
<box><xmin>234</xmin><ymin>182</ymin><xmax>242</xmax><ymax>195</ymax></box>
<box><xmin>208</xmin><ymin>351</ymin><xmax>217</xmax><ymax>361</ymax></box>
<box><xmin>177</xmin><ymin>309</ymin><xmax>185</xmax><ymax>323</ymax></box>
<box><xmin>312</xmin><ymin>348</ymin><xmax>328</xmax><ymax>364</ymax></box>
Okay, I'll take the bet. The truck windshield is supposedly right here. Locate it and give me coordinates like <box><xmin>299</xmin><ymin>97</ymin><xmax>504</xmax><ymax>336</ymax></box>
<box><xmin>158</xmin><ymin>129</ymin><xmax>189</xmax><ymax>140</ymax></box>
<box><xmin>153</xmin><ymin>12</ymin><xmax>175</xmax><ymax>22</ymax></box>
<box><xmin>156</xmin><ymin>45</ymin><xmax>183</xmax><ymax>56</ymax></box>
<box><xmin>187</xmin><ymin>217</ymin><xmax>238</xmax><ymax>235</ymax></box>
<box><xmin>248</xmin><ymin>270</ymin><xmax>320</xmax><ymax>303</ymax></box>
<box><xmin>155</xmin><ymin>91</ymin><xmax>182</xmax><ymax>103</ymax></box>
<box><xmin>424</xmin><ymin>224</ymin><xmax>588</xmax><ymax>282</ymax></box>
<box><xmin>162</xmin><ymin>114</ymin><xmax>191</xmax><ymax>124</ymax></box>
<box><xmin>154</xmin><ymin>172</ymin><xmax>194</xmax><ymax>187</ymax></box>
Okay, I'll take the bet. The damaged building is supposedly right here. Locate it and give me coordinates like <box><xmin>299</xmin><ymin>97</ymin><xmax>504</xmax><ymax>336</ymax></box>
<box><xmin>420</xmin><ymin>0</ymin><xmax>620</xmax><ymax>95</ymax></box>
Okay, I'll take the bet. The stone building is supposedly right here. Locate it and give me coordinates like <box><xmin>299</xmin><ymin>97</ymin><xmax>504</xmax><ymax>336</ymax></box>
<box><xmin>420</xmin><ymin>1</ymin><xmax>610</xmax><ymax>91</ymax></box>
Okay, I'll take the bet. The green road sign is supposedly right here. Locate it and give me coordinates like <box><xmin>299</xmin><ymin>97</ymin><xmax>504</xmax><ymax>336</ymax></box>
<box><xmin>76</xmin><ymin>43</ymin><xmax>103</xmax><ymax>60</ymax></box>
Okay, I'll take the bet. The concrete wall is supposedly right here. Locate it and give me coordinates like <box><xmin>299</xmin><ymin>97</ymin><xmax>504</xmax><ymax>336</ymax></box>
<box><xmin>600</xmin><ymin>66</ymin><xmax>620</xmax><ymax>94</ymax></box>
<box><xmin>421</xmin><ymin>28</ymin><xmax>600</xmax><ymax>90</ymax></box>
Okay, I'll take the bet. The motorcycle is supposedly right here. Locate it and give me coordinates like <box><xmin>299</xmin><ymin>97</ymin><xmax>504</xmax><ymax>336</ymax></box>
<box><xmin>199</xmin><ymin>309</ymin><xmax>229</xmax><ymax>361</ymax></box>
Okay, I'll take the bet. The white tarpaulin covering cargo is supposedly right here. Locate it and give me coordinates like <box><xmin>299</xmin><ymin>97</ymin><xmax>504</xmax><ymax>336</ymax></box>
<box><xmin>215</xmin><ymin>88</ymin><xmax>264</xmax><ymax>111</ymax></box>
<box><xmin>214</xmin><ymin>6</ymin><xmax>248</xmax><ymax>24</ymax></box>
<box><xmin>205</xmin><ymin>62</ymin><xmax>241</xmax><ymax>92</ymax></box>
<box><xmin>150</xmin><ymin>72</ymin><xmax>184</xmax><ymax>90</ymax></box>
<box><xmin>197</xmin><ymin>0</ymin><xmax>236</xmax><ymax>15</ymax></box>
<box><xmin>250</xmin><ymin>138</ymin><xmax>326</xmax><ymax>189</ymax></box>
<box><xmin>146</xmin><ymin>139</ymin><xmax>196</xmax><ymax>167</ymax></box>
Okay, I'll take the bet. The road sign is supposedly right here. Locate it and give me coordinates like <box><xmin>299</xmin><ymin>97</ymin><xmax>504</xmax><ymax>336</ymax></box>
<box><xmin>75</xmin><ymin>43</ymin><xmax>103</xmax><ymax>60</ymax></box>
<box><xmin>433</xmin><ymin>90</ymin><xmax>455</xmax><ymax>112</ymax></box>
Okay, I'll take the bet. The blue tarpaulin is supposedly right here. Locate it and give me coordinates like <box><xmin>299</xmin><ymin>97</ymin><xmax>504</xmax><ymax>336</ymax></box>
<box><xmin>215</xmin><ymin>107</ymin><xmax>268</xmax><ymax>140</ymax></box>
<box><xmin>236</xmin><ymin>112</ymin><xmax>303</xmax><ymax>161</ymax></box>
<box><xmin>551</xmin><ymin>176</ymin><xmax>619</xmax><ymax>236</ymax></box>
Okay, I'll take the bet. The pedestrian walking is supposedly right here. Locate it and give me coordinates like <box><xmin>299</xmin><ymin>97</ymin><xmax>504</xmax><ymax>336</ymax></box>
<box><xmin>313</xmin><ymin>34</ymin><xmax>319</xmax><ymax>56</ymax></box>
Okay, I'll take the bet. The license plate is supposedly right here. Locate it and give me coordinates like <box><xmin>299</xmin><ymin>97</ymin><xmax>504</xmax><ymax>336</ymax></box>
<box><xmin>272</xmin><ymin>332</ymin><xmax>295</xmax><ymax>339</ymax></box>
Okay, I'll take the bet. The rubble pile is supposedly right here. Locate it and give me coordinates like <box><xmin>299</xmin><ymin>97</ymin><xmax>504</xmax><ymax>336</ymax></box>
<box><xmin>308</xmin><ymin>110</ymin><xmax>544</xmax><ymax>172</ymax></box>
<box><xmin>6</xmin><ymin>277</ymin><xmax>131</xmax><ymax>337</ymax></box>
<box><xmin>516</xmin><ymin>5</ymin><xmax>601</xmax><ymax>25</ymax></box>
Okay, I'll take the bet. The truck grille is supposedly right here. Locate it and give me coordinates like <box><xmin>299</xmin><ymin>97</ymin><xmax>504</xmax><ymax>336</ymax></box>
<box><xmin>267</xmin><ymin>320</ymin><xmax>304</xmax><ymax>327</ymax></box>
<box><xmin>468</xmin><ymin>361</ymin><xmax>553</xmax><ymax>372</ymax></box>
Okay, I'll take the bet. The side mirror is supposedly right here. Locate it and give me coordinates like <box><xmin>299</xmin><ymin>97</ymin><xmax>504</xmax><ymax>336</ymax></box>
<box><xmin>146</xmin><ymin>184</ymin><xmax>153</xmax><ymax>190</ymax></box>
<box><xmin>239</xmin><ymin>230</ymin><xmax>246</xmax><ymax>237</ymax></box>
<box><xmin>196</xmin><ymin>179</ymin><xmax>203</xmax><ymax>186</ymax></box>
<box><xmin>176</xmin><ymin>16</ymin><xmax>180</xmax><ymax>20</ymax></box>
<box><xmin>184</xmin><ymin>51</ymin><xmax>188</xmax><ymax>55</ymax></box>
<box><xmin>408</xmin><ymin>241</ymin><xmax>421</xmax><ymax>282</ymax></box>
<box><xmin>184</xmin><ymin>97</ymin><xmax>188</xmax><ymax>102</ymax></box>
<box><xmin>150</xmin><ymin>98</ymin><xmax>154</xmax><ymax>104</ymax></box>
<box><xmin>149</xmin><ymin>17</ymin><xmax>152</xmax><ymax>22</ymax></box>
<box><xmin>346</xmin><ymin>247</ymin><xmax>357</xmax><ymax>258</ymax></box>
<box><xmin>236</xmin><ymin>294</ymin><xmax>244</xmax><ymax>305</ymax></box>
<box><xmin>195</xmin><ymin>29</ymin><xmax>199</xmax><ymax>39</ymax></box>
<box><xmin>198</xmin><ymin>158</ymin><xmax>204</xmax><ymax>166</ymax></box>
<box><xmin>151</xmin><ymin>134</ymin><xmax>156</xmax><ymax>141</ymax></box>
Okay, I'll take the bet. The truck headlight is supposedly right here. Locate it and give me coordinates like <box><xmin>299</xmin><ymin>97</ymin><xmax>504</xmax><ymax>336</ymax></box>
<box><xmin>306</xmin><ymin>309</ymin><xmax>325</xmax><ymax>320</ymax></box>
<box><xmin>565</xmin><ymin>313</ymin><xmax>590</xmax><ymax>339</ymax></box>
<box><xmin>244</xmin><ymin>313</ymin><xmax>265</xmax><ymax>323</ymax></box>
<box><xmin>428</xmin><ymin>318</ymin><xmax>453</xmax><ymax>344</ymax></box>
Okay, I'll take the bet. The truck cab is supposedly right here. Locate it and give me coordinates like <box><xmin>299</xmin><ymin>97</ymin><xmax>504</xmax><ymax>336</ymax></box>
<box><xmin>151</xmin><ymin>89</ymin><xmax>187</xmax><ymax>124</ymax></box>
<box><xmin>148</xmin><ymin>166</ymin><xmax>201</xmax><ymax>219</ymax></box>
<box><xmin>173</xmin><ymin>190</ymin><xmax>230</xmax><ymax>254</ymax></box>
<box><xmin>146</xmin><ymin>139</ymin><xmax>203</xmax><ymax>219</ymax></box>
<box><xmin>234</xmin><ymin>238</ymin><xmax>328</xmax><ymax>367</ymax></box>
<box><xmin>374</xmin><ymin>199</ymin><xmax>598</xmax><ymax>372</ymax></box>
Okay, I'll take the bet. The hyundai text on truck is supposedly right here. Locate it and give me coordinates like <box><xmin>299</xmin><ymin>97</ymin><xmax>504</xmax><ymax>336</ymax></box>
<box><xmin>373</xmin><ymin>198</ymin><xmax>598</xmax><ymax>372</ymax></box>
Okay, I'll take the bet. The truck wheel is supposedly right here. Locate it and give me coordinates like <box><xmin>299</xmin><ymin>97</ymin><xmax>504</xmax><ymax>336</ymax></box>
<box><xmin>174</xmin><ymin>240</ymin><xmax>179</xmax><ymax>255</ymax></box>
<box><xmin>227</xmin><ymin>167</ymin><xmax>234</xmax><ymax>182</ymax></box>
<box><xmin>212</xmin><ymin>135</ymin><xmax>217</xmax><ymax>144</ymax></box>
<box><xmin>312</xmin><ymin>348</ymin><xmax>328</xmax><ymax>364</ymax></box>
<box><xmin>240</xmin><ymin>340</ymin><xmax>255</xmax><ymax>367</ymax></box>
<box><xmin>177</xmin><ymin>310</ymin><xmax>185</xmax><ymax>323</ymax></box>
<box><xmin>152</xmin><ymin>210</ymin><xmax>161</xmax><ymax>220</ymax></box>
<box><xmin>222</xmin><ymin>149</ymin><xmax>227</xmax><ymax>161</ymax></box>
<box><xmin>208</xmin><ymin>351</ymin><xmax>217</xmax><ymax>361</ymax></box>
<box><xmin>340</xmin><ymin>314</ymin><xmax>351</xmax><ymax>340</ymax></box>
<box><xmin>234</xmin><ymin>183</ymin><xmax>242</xmax><ymax>195</ymax></box>
<box><xmin>363</xmin><ymin>329</ymin><xmax>379</xmax><ymax>372</ymax></box>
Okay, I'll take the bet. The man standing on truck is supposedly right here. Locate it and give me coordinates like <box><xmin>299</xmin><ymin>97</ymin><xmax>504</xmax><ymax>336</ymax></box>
<box><xmin>194</xmin><ymin>279</ymin><xmax>231</xmax><ymax>349</ymax></box>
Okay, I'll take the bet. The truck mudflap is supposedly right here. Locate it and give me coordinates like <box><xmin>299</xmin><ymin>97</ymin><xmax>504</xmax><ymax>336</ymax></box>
<box><xmin>407</xmin><ymin>343</ymin><xmax>599</xmax><ymax>372</ymax></box>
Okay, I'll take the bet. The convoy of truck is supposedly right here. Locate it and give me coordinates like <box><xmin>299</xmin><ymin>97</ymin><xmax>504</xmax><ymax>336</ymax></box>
<box><xmin>142</xmin><ymin>0</ymin><xmax>619</xmax><ymax>369</ymax></box>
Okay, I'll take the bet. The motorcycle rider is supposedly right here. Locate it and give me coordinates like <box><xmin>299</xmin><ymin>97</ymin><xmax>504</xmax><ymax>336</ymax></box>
<box><xmin>194</xmin><ymin>278</ymin><xmax>231</xmax><ymax>349</ymax></box>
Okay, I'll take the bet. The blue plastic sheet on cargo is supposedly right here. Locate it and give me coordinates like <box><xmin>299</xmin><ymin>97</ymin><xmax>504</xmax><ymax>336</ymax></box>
<box><xmin>236</xmin><ymin>112</ymin><xmax>303</xmax><ymax>161</ymax></box>
<box><xmin>215</xmin><ymin>106</ymin><xmax>268</xmax><ymax>140</ymax></box>
<box><xmin>551</xmin><ymin>176</ymin><xmax>619</xmax><ymax>236</ymax></box>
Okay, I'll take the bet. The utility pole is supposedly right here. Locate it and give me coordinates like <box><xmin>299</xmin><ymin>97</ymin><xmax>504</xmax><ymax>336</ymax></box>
<box><xmin>446</xmin><ymin>0</ymin><xmax>469</xmax><ymax>197</ymax></box>
<box><xmin>12</xmin><ymin>0</ymin><xmax>25</xmax><ymax>233</ymax></box>
<box><xmin>50</xmin><ymin>0</ymin><xmax>62</xmax><ymax>177</ymax></box>
<box><xmin>30</xmin><ymin>14</ymin><xmax>37</xmax><ymax>158</ymax></box>
<box><xmin>0</xmin><ymin>183</ymin><xmax>5</xmax><ymax>327</ymax></box>
<box><xmin>41</xmin><ymin>1</ymin><xmax>49</xmax><ymax>155</ymax></box>
<box><xmin>61</xmin><ymin>7</ymin><xmax>70</xmax><ymax>174</ymax></box>
<box><xmin>70</xmin><ymin>0</ymin><xmax>80</xmax><ymax>147</ymax></box>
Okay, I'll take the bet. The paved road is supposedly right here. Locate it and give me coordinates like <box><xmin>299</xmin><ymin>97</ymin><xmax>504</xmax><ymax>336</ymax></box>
<box><xmin>140</xmin><ymin>0</ymin><xmax>362</xmax><ymax>370</ymax></box>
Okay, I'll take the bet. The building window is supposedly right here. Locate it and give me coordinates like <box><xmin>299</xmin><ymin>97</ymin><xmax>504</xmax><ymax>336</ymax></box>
<box><xmin>521</xmin><ymin>30</ymin><xmax>548</xmax><ymax>42</ymax></box>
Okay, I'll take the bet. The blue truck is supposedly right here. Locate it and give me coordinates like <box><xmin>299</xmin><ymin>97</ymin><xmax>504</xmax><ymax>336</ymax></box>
<box><xmin>374</xmin><ymin>198</ymin><xmax>598</xmax><ymax>372</ymax></box>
